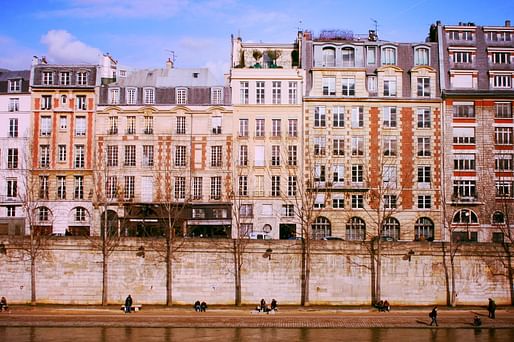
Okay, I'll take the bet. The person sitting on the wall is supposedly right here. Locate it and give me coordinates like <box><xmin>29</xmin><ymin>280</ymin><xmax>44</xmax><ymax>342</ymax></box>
<box><xmin>194</xmin><ymin>300</ymin><xmax>201</xmax><ymax>312</ymax></box>
<box><xmin>271</xmin><ymin>299</ymin><xmax>278</xmax><ymax>312</ymax></box>
<box><xmin>200</xmin><ymin>301</ymin><xmax>207</xmax><ymax>312</ymax></box>
<box><xmin>473</xmin><ymin>315</ymin><xmax>482</xmax><ymax>327</ymax></box>
<box><xmin>124</xmin><ymin>294</ymin><xmax>133</xmax><ymax>314</ymax></box>
<box><xmin>383</xmin><ymin>300</ymin><xmax>391</xmax><ymax>312</ymax></box>
<box><xmin>0</xmin><ymin>297</ymin><xmax>8</xmax><ymax>312</ymax></box>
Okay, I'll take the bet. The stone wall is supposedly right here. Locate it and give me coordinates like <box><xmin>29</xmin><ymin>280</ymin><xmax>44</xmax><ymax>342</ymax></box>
<box><xmin>0</xmin><ymin>238</ymin><xmax>511</xmax><ymax>306</ymax></box>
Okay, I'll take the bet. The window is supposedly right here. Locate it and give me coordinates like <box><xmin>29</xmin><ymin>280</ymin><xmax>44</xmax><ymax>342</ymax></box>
<box><xmin>414</xmin><ymin>47</ymin><xmax>429</xmax><ymax>65</ymax></box>
<box><xmin>341</xmin><ymin>78</ymin><xmax>355</xmax><ymax>96</ymax></box>
<box><xmin>255</xmin><ymin>119</ymin><xmax>265</xmax><ymax>137</ymax></box>
<box><xmin>322</xmin><ymin>47</ymin><xmax>335</xmax><ymax>67</ymax></box>
<box><xmin>314</xmin><ymin>194</ymin><xmax>325</xmax><ymax>209</ymax></box>
<box><xmin>493</xmin><ymin>232</ymin><xmax>505</xmax><ymax>243</ymax></box>
<box><xmin>496</xmin><ymin>181</ymin><xmax>513</xmax><ymax>197</ymax></box>
<box><xmin>288</xmin><ymin>176</ymin><xmax>297</xmax><ymax>196</ymax></box>
<box><xmin>192</xmin><ymin>208</ymin><xmax>206</xmax><ymax>219</ymax></box>
<box><xmin>109</xmin><ymin>88</ymin><xmax>120</xmax><ymax>104</ymax></box>
<box><xmin>382</xmin><ymin>217</ymin><xmax>400</xmax><ymax>240</ymax></box>
<box><xmin>74</xmin><ymin>176</ymin><xmax>84</xmax><ymax>199</ymax></box>
<box><xmin>342</xmin><ymin>47</ymin><xmax>355</xmax><ymax>67</ymax></box>
<box><xmin>144</xmin><ymin>116</ymin><xmax>153</xmax><ymax>134</ymax></box>
<box><xmin>41</xmin><ymin>95</ymin><xmax>52</xmax><ymax>110</ymax></box>
<box><xmin>453</xmin><ymin>51</ymin><xmax>472</xmax><ymax>63</ymax></box>
<box><xmin>142</xmin><ymin>145</ymin><xmax>154</xmax><ymax>167</ymax></box>
<box><xmin>174</xmin><ymin>177</ymin><xmax>185</xmax><ymax>199</ymax></box>
<box><xmin>239</xmin><ymin>145</ymin><xmax>248</xmax><ymax>166</ymax></box>
<box><xmin>175</xmin><ymin>145</ymin><xmax>187</xmax><ymax>167</ymax></box>
<box><xmin>288</xmin><ymin>145</ymin><xmax>297</xmax><ymax>166</ymax></box>
<box><xmin>39</xmin><ymin>176</ymin><xmax>49</xmax><ymax>199</ymax></box>
<box><xmin>60</xmin><ymin>95</ymin><xmax>67</xmax><ymax>106</ymax></box>
<box><xmin>8</xmin><ymin>79</ymin><xmax>21</xmax><ymax>92</ymax></box>
<box><xmin>333</xmin><ymin>197</ymin><xmax>344</xmax><ymax>209</ymax></box>
<box><xmin>383</xmin><ymin>78</ymin><xmax>397</xmax><ymax>96</ymax></box>
<box><xmin>6</xmin><ymin>178</ymin><xmax>17</xmax><ymax>198</ymax></box>
<box><xmin>453</xmin><ymin>180</ymin><xmax>477</xmax><ymax>200</ymax></box>
<box><xmin>452</xmin><ymin>209</ymin><xmax>478</xmax><ymax>224</ymax></box>
<box><xmin>108</xmin><ymin>116</ymin><xmax>118</xmax><ymax>134</ymax></box>
<box><xmin>271</xmin><ymin>176</ymin><xmax>280</xmax><ymax>197</ymax></box>
<box><xmin>126</xmin><ymin>116</ymin><xmax>136</xmax><ymax>134</ymax></box>
<box><xmin>322</xmin><ymin>77</ymin><xmax>336</xmax><ymax>95</ymax></box>
<box><xmin>333</xmin><ymin>164</ymin><xmax>345</xmax><ymax>184</ymax></box>
<box><xmin>383</xmin><ymin>107</ymin><xmax>397</xmax><ymax>128</ymax></box>
<box><xmin>383</xmin><ymin>137</ymin><xmax>397</xmax><ymax>156</ymax></box>
<box><xmin>333</xmin><ymin>107</ymin><xmax>344</xmax><ymax>127</ymax></box>
<box><xmin>454</xmin><ymin>154</ymin><xmax>476</xmax><ymax>170</ymax></box>
<box><xmin>57</xmin><ymin>176</ymin><xmax>66</xmax><ymax>199</ymax></box>
<box><xmin>288</xmin><ymin>81</ymin><xmax>298</xmax><ymax>104</ymax></box>
<box><xmin>495</xmin><ymin>154</ymin><xmax>513</xmax><ymax>171</ymax></box>
<box><xmin>351</xmin><ymin>137</ymin><xmax>364</xmax><ymax>156</ymax></box>
<box><xmin>417</xmin><ymin>78</ymin><xmax>430</xmax><ymax>97</ymax></box>
<box><xmin>212</xmin><ymin>116</ymin><xmax>222</xmax><ymax>134</ymax></box>
<box><xmin>40</xmin><ymin>116</ymin><xmax>52</xmax><ymax>136</ymax></box>
<box><xmin>238</xmin><ymin>119</ymin><xmax>249</xmax><ymax>137</ymax></box>
<box><xmin>415</xmin><ymin>217</ymin><xmax>434</xmax><ymax>241</ymax></box>
<box><xmin>346</xmin><ymin>216</ymin><xmax>365</xmax><ymax>240</ymax></box>
<box><xmin>351</xmin><ymin>106</ymin><xmax>364</xmax><ymax>128</ymax></box>
<box><xmin>453</xmin><ymin>103</ymin><xmax>475</xmax><ymax>118</ymax></box>
<box><xmin>493</xmin><ymin>74</ymin><xmax>512</xmax><ymax>88</ymax></box>
<box><xmin>58</xmin><ymin>145</ymin><xmax>67</xmax><ymax>162</ymax></box>
<box><xmin>76</xmin><ymin>95</ymin><xmax>87</xmax><ymax>110</ymax></box>
<box><xmin>210</xmin><ymin>176</ymin><xmax>221</xmax><ymax>200</ymax></box>
<box><xmin>271</xmin><ymin>145</ymin><xmax>280</xmax><ymax>166</ymax></box>
<box><xmin>238</xmin><ymin>176</ymin><xmax>248</xmax><ymax>196</ymax></box>
<box><xmin>107</xmin><ymin>145</ymin><xmax>118</xmax><ymax>166</ymax></box>
<box><xmin>176</xmin><ymin>88</ymin><xmax>187</xmax><ymax>104</ymax></box>
<box><xmin>333</xmin><ymin>138</ymin><xmax>344</xmax><ymax>156</ymax></box>
<box><xmin>77</xmin><ymin>72</ymin><xmax>87</xmax><ymax>85</ymax></box>
<box><xmin>312</xmin><ymin>217</ymin><xmax>331</xmax><ymax>240</ymax></box>
<box><xmin>211</xmin><ymin>87</ymin><xmax>223</xmax><ymax>104</ymax></box>
<box><xmin>418</xmin><ymin>195</ymin><xmax>432</xmax><ymax>209</ymax></box>
<box><xmin>176</xmin><ymin>116</ymin><xmax>186</xmax><ymax>134</ymax></box>
<box><xmin>367</xmin><ymin>76</ymin><xmax>377</xmax><ymax>93</ymax></box>
<box><xmin>211</xmin><ymin>145</ymin><xmax>222</xmax><ymax>167</ymax></box>
<box><xmin>367</xmin><ymin>47</ymin><xmax>376</xmax><ymax>64</ymax></box>
<box><xmin>9</xmin><ymin>118</ymin><xmax>18</xmax><ymax>137</ymax></box>
<box><xmin>272</xmin><ymin>119</ymin><xmax>281</xmax><ymax>137</ymax></box>
<box><xmin>493</xmin><ymin>211</ymin><xmax>505</xmax><ymax>224</ymax></box>
<box><xmin>240</xmin><ymin>81</ymin><xmax>249</xmax><ymax>104</ymax></box>
<box><xmin>272</xmin><ymin>81</ymin><xmax>281</xmax><ymax>104</ymax></box>
<box><xmin>282</xmin><ymin>204</ymin><xmax>294</xmax><ymax>217</ymax></box>
<box><xmin>38</xmin><ymin>207</ymin><xmax>50</xmax><ymax>222</ymax></box>
<box><xmin>383</xmin><ymin>166</ymin><xmax>397</xmax><ymax>188</ymax></box>
<box><xmin>417</xmin><ymin>166</ymin><xmax>431</xmax><ymax>184</ymax></box>
<box><xmin>256</xmin><ymin>81</ymin><xmax>265</xmax><ymax>104</ymax></box>
<box><xmin>254</xmin><ymin>175</ymin><xmax>264</xmax><ymax>197</ymax></box>
<box><xmin>75</xmin><ymin>207</ymin><xmax>87</xmax><ymax>222</ymax></box>
<box><xmin>144</xmin><ymin>88</ymin><xmax>155</xmax><ymax>104</ymax></box>
<box><xmin>7</xmin><ymin>206</ymin><xmax>16</xmax><ymax>217</ymax></box>
<box><xmin>75</xmin><ymin>116</ymin><xmax>86</xmax><ymax>136</ymax></box>
<box><xmin>496</xmin><ymin>102</ymin><xmax>512</xmax><ymax>118</ymax></box>
<box><xmin>106</xmin><ymin>176</ymin><xmax>118</xmax><ymax>199</ymax></box>
<box><xmin>352</xmin><ymin>164</ymin><xmax>363</xmax><ymax>183</ymax></box>
<box><xmin>314</xmin><ymin>106</ymin><xmax>326</xmax><ymax>127</ymax></box>
<box><xmin>486</xmin><ymin>31</ymin><xmax>512</xmax><ymax>42</ymax></box>
<box><xmin>314</xmin><ymin>164</ymin><xmax>326</xmax><ymax>182</ymax></box>
<box><xmin>417</xmin><ymin>137</ymin><xmax>431</xmax><ymax>157</ymax></box>
<box><xmin>255</xmin><ymin>146</ymin><xmax>265</xmax><ymax>167</ymax></box>
<box><xmin>492</xmin><ymin>52</ymin><xmax>510</xmax><ymax>64</ymax></box>
<box><xmin>39</xmin><ymin>145</ymin><xmax>50</xmax><ymax>168</ymax></box>
<box><xmin>381</xmin><ymin>47</ymin><xmax>396</xmax><ymax>65</ymax></box>
<box><xmin>288</xmin><ymin>119</ymin><xmax>298</xmax><ymax>137</ymax></box>
<box><xmin>240</xmin><ymin>204</ymin><xmax>254</xmax><ymax>218</ymax></box>
<box><xmin>193</xmin><ymin>177</ymin><xmax>203</xmax><ymax>200</ymax></box>
<box><xmin>126</xmin><ymin>88</ymin><xmax>137</xmax><ymax>104</ymax></box>
<box><xmin>8</xmin><ymin>98</ymin><xmax>19</xmax><ymax>112</ymax></box>
<box><xmin>7</xmin><ymin>148</ymin><xmax>18</xmax><ymax>169</ymax></box>
<box><xmin>59</xmin><ymin>116</ymin><xmax>68</xmax><ymax>130</ymax></box>
<box><xmin>453</xmin><ymin>127</ymin><xmax>475</xmax><ymax>144</ymax></box>
<box><xmin>417</xmin><ymin>108</ymin><xmax>431</xmax><ymax>128</ymax></box>
<box><xmin>314</xmin><ymin>136</ymin><xmax>326</xmax><ymax>156</ymax></box>
<box><xmin>42</xmin><ymin>71</ymin><xmax>54</xmax><ymax>85</ymax></box>
<box><xmin>124</xmin><ymin>145</ymin><xmax>136</xmax><ymax>166</ymax></box>
<box><xmin>495</xmin><ymin>127</ymin><xmax>513</xmax><ymax>145</ymax></box>
<box><xmin>74</xmin><ymin>145</ymin><xmax>85</xmax><ymax>168</ymax></box>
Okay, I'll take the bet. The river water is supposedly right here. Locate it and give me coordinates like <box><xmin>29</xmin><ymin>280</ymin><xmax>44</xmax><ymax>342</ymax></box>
<box><xmin>1</xmin><ymin>327</ymin><xmax>514</xmax><ymax>342</ymax></box>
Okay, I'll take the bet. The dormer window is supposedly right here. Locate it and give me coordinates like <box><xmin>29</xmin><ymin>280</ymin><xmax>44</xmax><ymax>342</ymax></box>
<box><xmin>381</xmin><ymin>47</ymin><xmax>397</xmax><ymax>65</ymax></box>
<box><xmin>77</xmin><ymin>72</ymin><xmax>87</xmax><ymax>85</ymax></box>
<box><xmin>211</xmin><ymin>87</ymin><xmax>223</xmax><ymax>105</ymax></box>
<box><xmin>341</xmin><ymin>47</ymin><xmax>355</xmax><ymax>67</ymax></box>
<box><xmin>42</xmin><ymin>71</ymin><xmax>54</xmax><ymax>85</ymax></box>
<box><xmin>176</xmin><ymin>88</ymin><xmax>187</xmax><ymax>105</ymax></box>
<box><xmin>109</xmin><ymin>88</ymin><xmax>120</xmax><ymax>105</ymax></box>
<box><xmin>414</xmin><ymin>47</ymin><xmax>430</xmax><ymax>65</ymax></box>
<box><xmin>322</xmin><ymin>47</ymin><xmax>335</xmax><ymax>67</ymax></box>
<box><xmin>60</xmin><ymin>72</ymin><xmax>70</xmax><ymax>85</ymax></box>
<box><xmin>8</xmin><ymin>79</ymin><xmax>21</xmax><ymax>93</ymax></box>
<box><xmin>126</xmin><ymin>87</ymin><xmax>137</xmax><ymax>105</ymax></box>
<box><xmin>144</xmin><ymin>88</ymin><xmax>155</xmax><ymax>104</ymax></box>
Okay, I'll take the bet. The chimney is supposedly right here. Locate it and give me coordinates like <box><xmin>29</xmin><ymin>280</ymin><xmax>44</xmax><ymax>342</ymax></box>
<box><xmin>165</xmin><ymin>58</ymin><xmax>174</xmax><ymax>69</ymax></box>
<box><xmin>32</xmin><ymin>56</ymin><xmax>39</xmax><ymax>66</ymax></box>
<box><xmin>41</xmin><ymin>56</ymin><xmax>48</xmax><ymax>64</ymax></box>
<box><xmin>506</xmin><ymin>20</ymin><xmax>511</xmax><ymax>27</ymax></box>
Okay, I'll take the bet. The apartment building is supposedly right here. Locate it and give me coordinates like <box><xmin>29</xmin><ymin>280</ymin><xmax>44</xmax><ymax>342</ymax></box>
<box><xmin>0</xmin><ymin>69</ymin><xmax>31</xmax><ymax>235</ymax></box>
<box><xmin>96</xmin><ymin>61</ymin><xmax>232</xmax><ymax>237</ymax></box>
<box><xmin>434</xmin><ymin>20</ymin><xmax>514</xmax><ymax>242</ymax></box>
<box><xmin>30</xmin><ymin>60</ymin><xmax>98</xmax><ymax>235</ymax></box>
<box><xmin>229</xmin><ymin>36</ymin><xmax>305</xmax><ymax>239</ymax></box>
<box><xmin>300</xmin><ymin>30</ymin><xmax>442</xmax><ymax>241</ymax></box>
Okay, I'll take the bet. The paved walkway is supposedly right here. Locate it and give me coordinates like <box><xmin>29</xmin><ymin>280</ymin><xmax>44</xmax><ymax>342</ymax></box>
<box><xmin>1</xmin><ymin>306</ymin><xmax>513</xmax><ymax>329</ymax></box>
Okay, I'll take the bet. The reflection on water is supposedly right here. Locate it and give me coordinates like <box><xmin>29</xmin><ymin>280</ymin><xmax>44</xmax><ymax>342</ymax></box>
<box><xmin>1</xmin><ymin>327</ymin><xmax>513</xmax><ymax>342</ymax></box>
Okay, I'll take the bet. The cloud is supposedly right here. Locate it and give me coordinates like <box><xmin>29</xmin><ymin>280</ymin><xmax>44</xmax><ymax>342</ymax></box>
<box><xmin>40</xmin><ymin>30</ymin><xmax>102</xmax><ymax>64</ymax></box>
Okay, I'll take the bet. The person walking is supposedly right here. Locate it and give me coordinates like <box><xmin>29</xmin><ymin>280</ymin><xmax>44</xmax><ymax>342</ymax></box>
<box><xmin>429</xmin><ymin>306</ymin><xmax>438</xmax><ymax>326</ymax></box>
<box><xmin>124</xmin><ymin>294</ymin><xmax>133</xmax><ymax>314</ymax></box>
<box><xmin>488</xmin><ymin>298</ymin><xmax>496</xmax><ymax>319</ymax></box>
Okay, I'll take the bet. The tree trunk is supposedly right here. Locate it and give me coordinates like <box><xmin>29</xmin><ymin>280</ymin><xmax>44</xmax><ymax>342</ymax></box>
<box><xmin>102</xmin><ymin>244</ymin><xmax>108</xmax><ymax>306</ymax></box>
<box><xmin>376</xmin><ymin>239</ymin><xmax>382</xmax><ymax>304</ymax></box>
<box><xmin>300</xmin><ymin>238</ymin><xmax>307</xmax><ymax>306</ymax></box>
<box><xmin>441</xmin><ymin>242</ymin><xmax>451</xmax><ymax>306</ymax></box>
<box><xmin>234</xmin><ymin>240</ymin><xmax>242</xmax><ymax>306</ymax></box>
<box><xmin>450</xmin><ymin>255</ymin><xmax>457</xmax><ymax>307</ymax></box>
<box><xmin>504</xmin><ymin>243</ymin><xmax>514</xmax><ymax>305</ymax></box>
<box><xmin>370</xmin><ymin>243</ymin><xmax>376</xmax><ymax>305</ymax></box>
<box><xmin>300</xmin><ymin>238</ymin><xmax>310</xmax><ymax>306</ymax></box>
<box><xmin>30</xmin><ymin>255</ymin><xmax>36</xmax><ymax>306</ymax></box>
<box><xmin>166</xmin><ymin>238</ymin><xmax>173</xmax><ymax>306</ymax></box>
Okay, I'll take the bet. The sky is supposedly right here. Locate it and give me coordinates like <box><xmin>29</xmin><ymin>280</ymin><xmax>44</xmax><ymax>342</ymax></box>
<box><xmin>1</xmin><ymin>0</ymin><xmax>513</xmax><ymax>80</ymax></box>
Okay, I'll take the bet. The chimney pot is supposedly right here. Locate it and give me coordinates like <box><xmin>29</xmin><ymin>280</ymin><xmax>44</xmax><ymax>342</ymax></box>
<box><xmin>506</xmin><ymin>20</ymin><xmax>511</xmax><ymax>27</ymax></box>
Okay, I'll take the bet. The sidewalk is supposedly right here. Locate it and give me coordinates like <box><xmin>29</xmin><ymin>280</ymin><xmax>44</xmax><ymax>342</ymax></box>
<box><xmin>1</xmin><ymin>305</ymin><xmax>513</xmax><ymax>328</ymax></box>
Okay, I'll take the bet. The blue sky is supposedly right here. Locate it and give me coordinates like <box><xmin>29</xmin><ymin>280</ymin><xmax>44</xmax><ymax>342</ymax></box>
<box><xmin>1</xmin><ymin>0</ymin><xmax>512</xmax><ymax>78</ymax></box>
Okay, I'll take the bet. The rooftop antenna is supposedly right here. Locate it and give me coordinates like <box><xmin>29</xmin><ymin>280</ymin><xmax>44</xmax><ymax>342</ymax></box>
<box><xmin>165</xmin><ymin>49</ymin><xmax>176</xmax><ymax>63</ymax></box>
<box><xmin>297</xmin><ymin>20</ymin><xmax>303</xmax><ymax>32</ymax></box>
<box><xmin>371</xmin><ymin>18</ymin><xmax>378</xmax><ymax>36</ymax></box>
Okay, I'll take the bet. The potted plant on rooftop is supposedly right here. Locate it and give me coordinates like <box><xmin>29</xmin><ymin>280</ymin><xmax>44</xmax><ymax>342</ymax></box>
<box><xmin>266</xmin><ymin>49</ymin><xmax>282</xmax><ymax>68</ymax></box>
<box><xmin>252</xmin><ymin>49</ymin><xmax>263</xmax><ymax>68</ymax></box>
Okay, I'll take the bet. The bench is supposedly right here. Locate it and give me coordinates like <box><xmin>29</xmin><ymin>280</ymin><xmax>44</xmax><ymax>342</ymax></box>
<box><xmin>120</xmin><ymin>304</ymin><xmax>142</xmax><ymax>312</ymax></box>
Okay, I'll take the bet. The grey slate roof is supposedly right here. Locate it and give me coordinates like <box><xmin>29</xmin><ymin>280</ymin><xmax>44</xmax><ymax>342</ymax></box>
<box><xmin>114</xmin><ymin>68</ymin><xmax>223</xmax><ymax>87</ymax></box>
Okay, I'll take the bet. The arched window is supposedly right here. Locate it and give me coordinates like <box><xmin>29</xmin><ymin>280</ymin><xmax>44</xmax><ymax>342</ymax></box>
<box><xmin>492</xmin><ymin>211</ymin><xmax>505</xmax><ymax>224</ymax></box>
<box><xmin>312</xmin><ymin>216</ymin><xmax>331</xmax><ymax>239</ymax></box>
<box><xmin>36</xmin><ymin>206</ymin><xmax>51</xmax><ymax>223</ymax></box>
<box><xmin>322</xmin><ymin>47</ymin><xmax>336</xmax><ymax>67</ymax></box>
<box><xmin>72</xmin><ymin>207</ymin><xmax>89</xmax><ymax>223</ymax></box>
<box><xmin>414</xmin><ymin>47</ymin><xmax>430</xmax><ymax>65</ymax></box>
<box><xmin>452</xmin><ymin>209</ymin><xmax>478</xmax><ymax>224</ymax></box>
<box><xmin>342</xmin><ymin>47</ymin><xmax>355</xmax><ymax>67</ymax></box>
<box><xmin>346</xmin><ymin>217</ymin><xmax>366</xmax><ymax>241</ymax></box>
<box><xmin>101</xmin><ymin>210</ymin><xmax>119</xmax><ymax>237</ymax></box>
<box><xmin>415</xmin><ymin>217</ymin><xmax>434</xmax><ymax>241</ymax></box>
<box><xmin>381</xmin><ymin>46</ymin><xmax>397</xmax><ymax>65</ymax></box>
<box><xmin>382</xmin><ymin>217</ymin><xmax>400</xmax><ymax>241</ymax></box>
